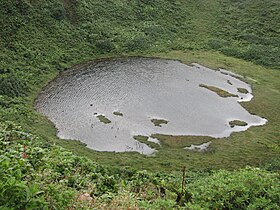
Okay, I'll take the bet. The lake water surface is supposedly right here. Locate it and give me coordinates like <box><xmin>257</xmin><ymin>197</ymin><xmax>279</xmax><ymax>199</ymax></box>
<box><xmin>36</xmin><ymin>58</ymin><xmax>266</xmax><ymax>154</ymax></box>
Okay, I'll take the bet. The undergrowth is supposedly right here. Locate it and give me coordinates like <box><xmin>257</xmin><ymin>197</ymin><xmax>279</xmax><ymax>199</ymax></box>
<box><xmin>1</xmin><ymin>122</ymin><xmax>280</xmax><ymax>209</ymax></box>
<box><xmin>0</xmin><ymin>0</ymin><xmax>280</xmax><ymax>208</ymax></box>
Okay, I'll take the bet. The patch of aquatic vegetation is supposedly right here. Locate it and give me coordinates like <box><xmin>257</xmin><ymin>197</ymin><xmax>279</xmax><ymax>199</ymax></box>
<box><xmin>237</xmin><ymin>88</ymin><xmax>249</xmax><ymax>94</ymax></box>
<box><xmin>151</xmin><ymin>119</ymin><xmax>169</xmax><ymax>127</ymax></box>
<box><xmin>97</xmin><ymin>115</ymin><xmax>111</xmax><ymax>124</ymax></box>
<box><xmin>229</xmin><ymin>120</ymin><xmax>248</xmax><ymax>128</ymax></box>
<box><xmin>113</xmin><ymin>111</ymin><xmax>123</xmax><ymax>116</ymax></box>
<box><xmin>199</xmin><ymin>84</ymin><xmax>238</xmax><ymax>98</ymax></box>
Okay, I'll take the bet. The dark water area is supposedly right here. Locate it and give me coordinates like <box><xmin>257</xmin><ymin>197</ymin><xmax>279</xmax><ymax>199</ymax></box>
<box><xmin>36</xmin><ymin>58</ymin><xmax>266</xmax><ymax>154</ymax></box>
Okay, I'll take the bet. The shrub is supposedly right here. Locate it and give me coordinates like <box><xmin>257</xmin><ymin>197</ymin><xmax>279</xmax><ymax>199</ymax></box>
<box><xmin>125</xmin><ymin>36</ymin><xmax>150</xmax><ymax>52</ymax></box>
<box><xmin>51</xmin><ymin>3</ymin><xmax>66</xmax><ymax>21</ymax></box>
<box><xmin>0</xmin><ymin>72</ymin><xmax>28</xmax><ymax>97</ymax></box>
<box><xmin>95</xmin><ymin>39</ymin><xmax>115</xmax><ymax>53</ymax></box>
<box><xmin>184</xmin><ymin>167</ymin><xmax>280</xmax><ymax>209</ymax></box>
<box><xmin>208</xmin><ymin>39</ymin><xmax>229</xmax><ymax>50</ymax></box>
<box><xmin>0</xmin><ymin>122</ymin><xmax>119</xmax><ymax>209</ymax></box>
<box><xmin>221</xmin><ymin>47</ymin><xmax>242</xmax><ymax>57</ymax></box>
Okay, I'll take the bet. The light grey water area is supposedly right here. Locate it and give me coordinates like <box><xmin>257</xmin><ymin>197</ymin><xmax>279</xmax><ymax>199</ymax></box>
<box><xmin>35</xmin><ymin>58</ymin><xmax>267</xmax><ymax>155</ymax></box>
<box><xmin>185</xmin><ymin>141</ymin><xmax>212</xmax><ymax>152</ymax></box>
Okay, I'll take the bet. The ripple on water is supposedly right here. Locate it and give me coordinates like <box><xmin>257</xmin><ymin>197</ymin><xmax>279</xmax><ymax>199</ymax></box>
<box><xmin>35</xmin><ymin>58</ymin><xmax>267</xmax><ymax>155</ymax></box>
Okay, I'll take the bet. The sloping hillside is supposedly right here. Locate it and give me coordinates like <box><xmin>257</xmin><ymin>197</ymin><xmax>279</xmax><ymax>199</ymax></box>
<box><xmin>0</xmin><ymin>0</ymin><xmax>280</xmax><ymax>209</ymax></box>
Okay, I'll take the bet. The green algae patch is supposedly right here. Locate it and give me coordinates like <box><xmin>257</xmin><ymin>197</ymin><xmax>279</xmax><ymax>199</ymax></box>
<box><xmin>199</xmin><ymin>84</ymin><xmax>238</xmax><ymax>98</ymax></box>
<box><xmin>229</xmin><ymin>120</ymin><xmax>248</xmax><ymax>128</ymax></box>
<box><xmin>113</xmin><ymin>111</ymin><xmax>123</xmax><ymax>116</ymax></box>
<box><xmin>151</xmin><ymin>119</ymin><xmax>169</xmax><ymax>127</ymax></box>
<box><xmin>134</xmin><ymin>135</ymin><xmax>149</xmax><ymax>141</ymax></box>
<box><xmin>97</xmin><ymin>115</ymin><xmax>111</xmax><ymax>124</ymax></box>
<box><xmin>237</xmin><ymin>88</ymin><xmax>249</xmax><ymax>94</ymax></box>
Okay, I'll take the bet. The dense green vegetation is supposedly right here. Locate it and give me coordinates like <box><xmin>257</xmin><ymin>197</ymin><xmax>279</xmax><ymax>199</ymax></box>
<box><xmin>1</xmin><ymin>122</ymin><xmax>280</xmax><ymax>209</ymax></box>
<box><xmin>1</xmin><ymin>0</ymin><xmax>280</xmax><ymax>209</ymax></box>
